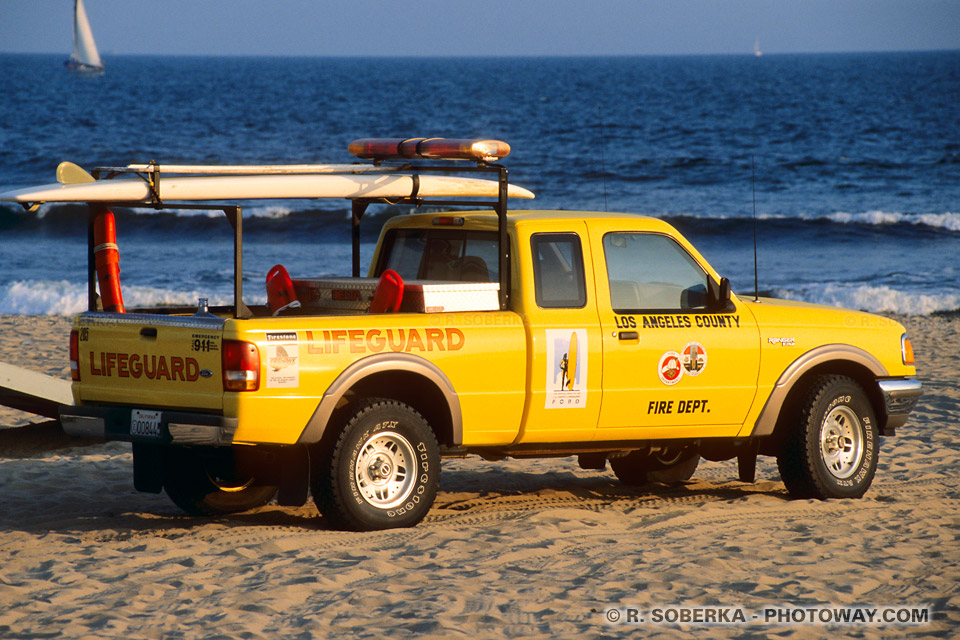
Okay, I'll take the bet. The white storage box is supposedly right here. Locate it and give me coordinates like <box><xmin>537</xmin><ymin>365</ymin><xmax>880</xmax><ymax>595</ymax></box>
<box><xmin>400</xmin><ymin>281</ymin><xmax>500</xmax><ymax>313</ymax></box>
<box><xmin>292</xmin><ymin>277</ymin><xmax>500</xmax><ymax>313</ymax></box>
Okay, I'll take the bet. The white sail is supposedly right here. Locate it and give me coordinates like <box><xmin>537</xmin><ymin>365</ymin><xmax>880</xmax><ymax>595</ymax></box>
<box><xmin>70</xmin><ymin>0</ymin><xmax>103</xmax><ymax>71</ymax></box>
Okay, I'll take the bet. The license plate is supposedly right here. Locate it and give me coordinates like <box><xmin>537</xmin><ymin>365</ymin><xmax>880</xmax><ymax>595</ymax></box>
<box><xmin>131</xmin><ymin>409</ymin><xmax>162</xmax><ymax>437</ymax></box>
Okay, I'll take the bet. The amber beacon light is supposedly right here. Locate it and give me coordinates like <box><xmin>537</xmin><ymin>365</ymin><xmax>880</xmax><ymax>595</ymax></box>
<box><xmin>348</xmin><ymin>138</ymin><xmax>511</xmax><ymax>163</ymax></box>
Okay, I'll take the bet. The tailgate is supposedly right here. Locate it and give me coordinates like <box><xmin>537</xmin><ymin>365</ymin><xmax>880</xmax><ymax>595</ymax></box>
<box><xmin>75</xmin><ymin>312</ymin><xmax>224</xmax><ymax>411</ymax></box>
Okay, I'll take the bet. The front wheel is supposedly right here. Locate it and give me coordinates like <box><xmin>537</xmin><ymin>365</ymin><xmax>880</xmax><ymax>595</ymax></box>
<box><xmin>777</xmin><ymin>375</ymin><xmax>879</xmax><ymax>499</ymax></box>
<box><xmin>313</xmin><ymin>400</ymin><xmax>440</xmax><ymax>531</ymax></box>
<box><xmin>162</xmin><ymin>446</ymin><xmax>277</xmax><ymax>516</ymax></box>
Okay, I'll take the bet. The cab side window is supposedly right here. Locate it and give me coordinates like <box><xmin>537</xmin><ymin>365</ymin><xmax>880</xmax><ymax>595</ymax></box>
<box><xmin>531</xmin><ymin>233</ymin><xmax>587</xmax><ymax>308</ymax></box>
<box><xmin>603</xmin><ymin>233</ymin><xmax>709</xmax><ymax>312</ymax></box>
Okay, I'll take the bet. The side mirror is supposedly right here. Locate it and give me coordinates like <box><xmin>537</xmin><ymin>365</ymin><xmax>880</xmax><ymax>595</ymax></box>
<box><xmin>719</xmin><ymin>277</ymin><xmax>731</xmax><ymax>305</ymax></box>
<box><xmin>709</xmin><ymin>277</ymin><xmax>732</xmax><ymax>310</ymax></box>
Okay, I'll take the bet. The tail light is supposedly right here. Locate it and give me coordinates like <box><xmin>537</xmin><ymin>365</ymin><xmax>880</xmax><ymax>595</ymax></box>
<box><xmin>69</xmin><ymin>330</ymin><xmax>80</xmax><ymax>381</ymax></box>
<box><xmin>222</xmin><ymin>340</ymin><xmax>260</xmax><ymax>391</ymax></box>
<box><xmin>901</xmin><ymin>334</ymin><xmax>915</xmax><ymax>366</ymax></box>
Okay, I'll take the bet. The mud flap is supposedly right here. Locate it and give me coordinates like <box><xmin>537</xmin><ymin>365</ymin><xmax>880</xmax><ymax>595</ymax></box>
<box><xmin>277</xmin><ymin>444</ymin><xmax>310</xmax><ymax>507</ymax></box>
<box><xmin>737</xmin><ymin>439</ymin><xmax>760</xmax><ymax>484</ymax></box>
<box><xmin>133</xmin><ymin>443</ymin><xmax>164</xmax><ymax>493</ymax></box>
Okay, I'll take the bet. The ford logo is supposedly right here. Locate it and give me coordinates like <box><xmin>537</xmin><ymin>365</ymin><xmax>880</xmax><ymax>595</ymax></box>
<box><xmin>199</xmin><ymin>369</ymin><xmax>213</xmax><ymax>378</ymax></box>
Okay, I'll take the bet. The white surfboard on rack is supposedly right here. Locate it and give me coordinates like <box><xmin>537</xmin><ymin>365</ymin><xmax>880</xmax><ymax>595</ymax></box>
<box><xmin>0</xmin><ymin>166</ymin><xmax>535</xmax><ymax>205</ymax></box>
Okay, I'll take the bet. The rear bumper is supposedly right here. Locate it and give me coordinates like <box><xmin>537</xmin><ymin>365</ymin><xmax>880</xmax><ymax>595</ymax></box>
<box><xmin>60</xmin><ymin>405</ymin><xmax>236</xmax><ymax>446</ymax></box>
<box><xmin>878</xmin><ymin>378</ymin><xmax>923</xmax><ymax>432</ymax></box>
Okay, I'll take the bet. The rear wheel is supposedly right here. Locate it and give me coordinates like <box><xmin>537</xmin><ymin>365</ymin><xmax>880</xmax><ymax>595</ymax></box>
<box><xmin>162</xmin><ymin>446</ymin><xmax>277</xmax><ymax>516</ymax></box>
<box><xmin>611</xmin><ymin>446</ymin><xmax>700</xmax><ymax>486</ymax></box>
<box><xmin>313</xmin><ymin>400</ymin><xmax>440</xmax><ymax>531</ymax></box>
<box><xmin>777</xmin><ymin>375</ymin><xmax>878</xmax><ymax>499</ymax></box>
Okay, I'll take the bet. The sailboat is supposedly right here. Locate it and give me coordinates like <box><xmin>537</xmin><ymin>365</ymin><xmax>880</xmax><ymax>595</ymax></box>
<box><xmin>65</xmin><ymin>0</ymin><xmax>104</xmax><ymax>75</ymax></box>
<box><xmin>753</xmin><ymin>38</ymin><xmax>763</xmax><ymax>57</ymax></box>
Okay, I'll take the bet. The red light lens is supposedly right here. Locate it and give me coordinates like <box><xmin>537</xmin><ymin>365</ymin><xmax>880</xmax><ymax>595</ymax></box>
<box><xmin>432</xmin><ymin>216</ymin><xmax>465</xmax><ymax>226</ymax></box>
<box><xmin>222</xmin><ymin>339</ymin><xmax>260</xmax><ymax>392</ymax></box>
<box><xmin>348</xmin><ymin>138</ymin><xmax>511</xmax><ymax>162</ymax></box>
<box><xmin>69</xmin><ymin>330</ymin><xmax>80</xmax><ymax>381</ymax></box>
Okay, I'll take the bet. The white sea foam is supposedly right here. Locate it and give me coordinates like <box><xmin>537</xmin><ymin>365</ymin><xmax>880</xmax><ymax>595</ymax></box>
<box><xmin>0</xmin><ymin>280</ymin><xmax>263</xmax><ymax>316</ymax></box>
<box><xmin>824</xmin><ymin>210</ymin><xmax>960</xmax><ymax>232</ymax></box>
<box><xmin>773</xmin><ymin>283</ymin><xmax>960</xmax><ymax>316</ymax></box>
<box><xmin>716</xmin><ymin>210</ymin><xmax>960</xmax><ymax>232</ymax></box>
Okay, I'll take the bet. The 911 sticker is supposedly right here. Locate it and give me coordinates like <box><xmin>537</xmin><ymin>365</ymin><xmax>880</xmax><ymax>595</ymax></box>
<box><xmin>545</xmin><ymin>329</ymin><xmax>588</xmax><ymax>408</ymax></box>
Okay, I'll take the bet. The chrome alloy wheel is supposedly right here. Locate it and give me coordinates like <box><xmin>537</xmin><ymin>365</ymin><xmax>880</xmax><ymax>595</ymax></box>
<box><xmin>354</xmin><ymin>430</ymin><xmax>417</xmax><ymax>509</ymax></box>
<box><xmin>819</xmin><ymin>405</ymin><xmax>865</xmax><ymax>479</ymax></box>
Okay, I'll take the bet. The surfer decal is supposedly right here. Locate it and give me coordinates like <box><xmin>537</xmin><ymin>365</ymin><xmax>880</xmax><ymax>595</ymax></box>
<box><xmin>266</xmin><ymin>331</ymin><xmax>299</xmax><ymax>388</ymax></box>
<box><xmin>545</xmin><ymin>329</ymin><xmax>588</xmax><ymax>408</ymax></box>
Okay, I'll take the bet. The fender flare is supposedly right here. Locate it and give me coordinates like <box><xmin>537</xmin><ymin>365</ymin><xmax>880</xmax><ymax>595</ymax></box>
<box><xmin>296</xmin><ymin>352</ymin><xmax>463</xmax><ymax>445</ymax></box>
<box><xmin>751</xmin><ymin>344</ymin><xmax>887</xmax><ymax>437</ymax></box>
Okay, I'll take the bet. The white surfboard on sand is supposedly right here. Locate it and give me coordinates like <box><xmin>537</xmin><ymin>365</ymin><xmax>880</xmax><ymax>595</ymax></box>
<box><xmin>0</xmin><ymin>172</ymin><xmax>535</xmax><ymax>205</ymax></box>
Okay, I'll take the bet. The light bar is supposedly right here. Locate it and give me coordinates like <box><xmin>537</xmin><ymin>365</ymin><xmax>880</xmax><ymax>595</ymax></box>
<box><xmin>348</xmin><ymin>138</ymin><xmax>511</xmax><ymax>163</ymax></box>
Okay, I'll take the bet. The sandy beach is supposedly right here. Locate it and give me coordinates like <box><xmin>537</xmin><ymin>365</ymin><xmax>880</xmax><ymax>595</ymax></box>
<box><xmin>0</xmin><ymin>313</ymin><xmax>956</xmax><ymax>638</ymax></box>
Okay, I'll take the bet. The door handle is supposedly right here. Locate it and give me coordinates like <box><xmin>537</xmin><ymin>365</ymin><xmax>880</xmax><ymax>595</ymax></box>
<box><xmin>140</xmin><ymin>327</ymin><xmax>158</xmax><ymax>338</ymax></box>
<box><xmin>618</xmin><ymin>331</ymin><xmax>639</xmax><ymax>341</ymax></box>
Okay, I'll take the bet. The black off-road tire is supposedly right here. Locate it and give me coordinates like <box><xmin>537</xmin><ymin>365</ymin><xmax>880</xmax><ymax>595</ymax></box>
<box><xmin>611</xmin><ymin>447</ymin><xmax>700</xmax><ymax>486</ymax></box>
<box><xmin>162</xmin><ymin>446</ymin><xmax>277</xmax><ymax>516</ymax></box>
<box><xmin>312</xmin><ymin>400</ymin><xmax>440</xmax><ymax>531</ymax></box>
<box><xmin>777</xmin><ymin>375</ymin><xmax>879</xmax><ymax>499</ymax></box>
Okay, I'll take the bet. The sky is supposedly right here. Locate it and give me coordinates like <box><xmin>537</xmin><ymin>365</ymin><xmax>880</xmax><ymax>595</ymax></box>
<box><xmin>1</xmin><ymin>0</ymin><xmax>958</xmax><ymax>57</ymax></box>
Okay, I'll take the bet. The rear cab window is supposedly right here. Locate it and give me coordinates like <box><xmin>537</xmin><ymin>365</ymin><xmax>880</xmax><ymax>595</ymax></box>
<box><xmin>376</xmin><ymin>228</ymin><xmax>499</xmax><ymax>282</ymax></box>
<box><xmin>531</xmin><ymin>233</ymin><xmax>587</xmax><ymax>308</ymax></box>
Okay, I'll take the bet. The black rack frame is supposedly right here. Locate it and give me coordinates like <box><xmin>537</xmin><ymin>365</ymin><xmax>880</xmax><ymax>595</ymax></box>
<box><xmin>84</xmin><ymin>157</ymin><xmax>514</xmax><ymax>318</ymax></box>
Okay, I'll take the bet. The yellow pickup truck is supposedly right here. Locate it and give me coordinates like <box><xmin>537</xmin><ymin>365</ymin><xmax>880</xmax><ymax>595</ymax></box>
<box><xmin>3</xmin><ymin>138</ymin><xmax>921</xmax><ymax>530</ymax></box>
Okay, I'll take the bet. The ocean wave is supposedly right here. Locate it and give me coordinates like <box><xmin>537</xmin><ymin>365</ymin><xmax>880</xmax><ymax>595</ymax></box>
<box><xmin>0</xmin><ymin>280</ymin><xmax>261</xmax><ymax>316</ymax></box>
<box><xmin>823</xmin><ymin>210</ymin><xmax>960</xmax><ymax>232</ymax></box>
<box><xmin>667</xmin><ymin>210</ymin><xmax>960</xmax><ymax>233</ymax></box>
<box><xmin>772</xmin><ymin>283</ymin><xmax>960</xmax><ymax>316</ymax></box>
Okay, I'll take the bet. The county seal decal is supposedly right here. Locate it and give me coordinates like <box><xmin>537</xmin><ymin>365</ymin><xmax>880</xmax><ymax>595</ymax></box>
<box><xmin>657</xmin><ymin>342</ymin><xmax>709</xmax><ymax>385</ymax></box>
<box><xmin>657</xmin><ymin>351</ymin><xmax>683</xmax><ymax>385</ymax></box>
<box><xmin>681</xmin><ymin>341</ymin><xmax>707</xmax><ymax>376</ymax></box>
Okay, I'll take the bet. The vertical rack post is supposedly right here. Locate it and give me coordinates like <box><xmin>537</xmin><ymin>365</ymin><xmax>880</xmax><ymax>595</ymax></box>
<box><xmin>224</xmin><ymin>206</ymin><xmax>252</xmax><ymax>319</ymax></box>
<box><xmin>496</xmin><ymin>166</ymin><xmax>510</xmax><ymax>310</ymax></box>
<box><xmin>87</xmin><ymin>204</ymin><xmax>97</xmax><ymax>311</ymax></box>
<box><xmin>352</xmin><ymin>200</ymin><xmax>370</xmax><ymax>277</ymax></box>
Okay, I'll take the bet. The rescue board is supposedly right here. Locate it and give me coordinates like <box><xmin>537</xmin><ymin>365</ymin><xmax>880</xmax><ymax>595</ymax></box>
<box><xmin>0</xmin><ymin>173</ymin><xmax>535</xmax><ymax>205</ymax></box>
<box><xmin>0</xmin><ymin>362</ymin><xmax>74</xmax><ymax>419</ymax></box>
<box><xmin>566</xmin><ymin>332</ymin><xmax>578</xmax><ymax>390</ymax></box>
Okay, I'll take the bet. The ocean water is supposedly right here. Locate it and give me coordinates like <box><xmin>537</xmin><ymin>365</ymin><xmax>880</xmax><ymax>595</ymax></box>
<box><xmin>1</xmin><ymin>52</ymin><xmax>958</xmax><ymax>316</ymax></box>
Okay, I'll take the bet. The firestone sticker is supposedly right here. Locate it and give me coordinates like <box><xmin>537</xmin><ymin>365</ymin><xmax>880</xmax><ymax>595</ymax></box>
<box><xmin>546</xmin><ymin>329</ymin><xmax>588</xmax><ymax>409</ymax></box>
<box><xmin>266</xmin><ymin>331</ymin><xmax>299</xmax><ymax>388</ymax></box>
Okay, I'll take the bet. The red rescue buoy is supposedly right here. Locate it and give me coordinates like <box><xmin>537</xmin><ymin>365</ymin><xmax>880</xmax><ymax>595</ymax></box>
<box><xmin>93</xmin><ymin>208</ymin><xmax>125</xmax><ymax>313</ymax></box>
<box><xmin>369</xmin><ymin>269</ymin><xmax>404</xmax><ymax>313</ymax></box>
<box><xmin>266</xmin><ymin>264</ymin><xmax>301</xmax><ymax>315</ymax></box>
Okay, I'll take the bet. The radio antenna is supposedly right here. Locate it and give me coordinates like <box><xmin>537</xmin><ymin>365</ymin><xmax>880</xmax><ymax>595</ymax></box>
<box><xmin>752</xmin><ymin>155</ymin><xmax>760</xmax><ymax>302</ymax></box>
<box><xmin>598</xmin><ymin>107</ymin><xmax>608</xmax><ymax>212</ymax></box>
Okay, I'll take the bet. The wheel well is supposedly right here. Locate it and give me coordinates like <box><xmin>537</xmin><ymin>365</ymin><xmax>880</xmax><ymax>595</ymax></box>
<box><xmin>334</xmin><ymin>371</ymin><xmax>456</xmax><ymax>448</ymax></box>
<box><xmin>760</xmin><ymin>361</ymin><xmax>885</xmax><ymax>456</ymax></box>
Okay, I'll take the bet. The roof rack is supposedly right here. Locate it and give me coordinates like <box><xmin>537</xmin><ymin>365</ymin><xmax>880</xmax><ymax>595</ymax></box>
<box><xmin>0</xmin><ymin>138</ymin><xmax>527</xmax><ymax>315</ymax></box>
